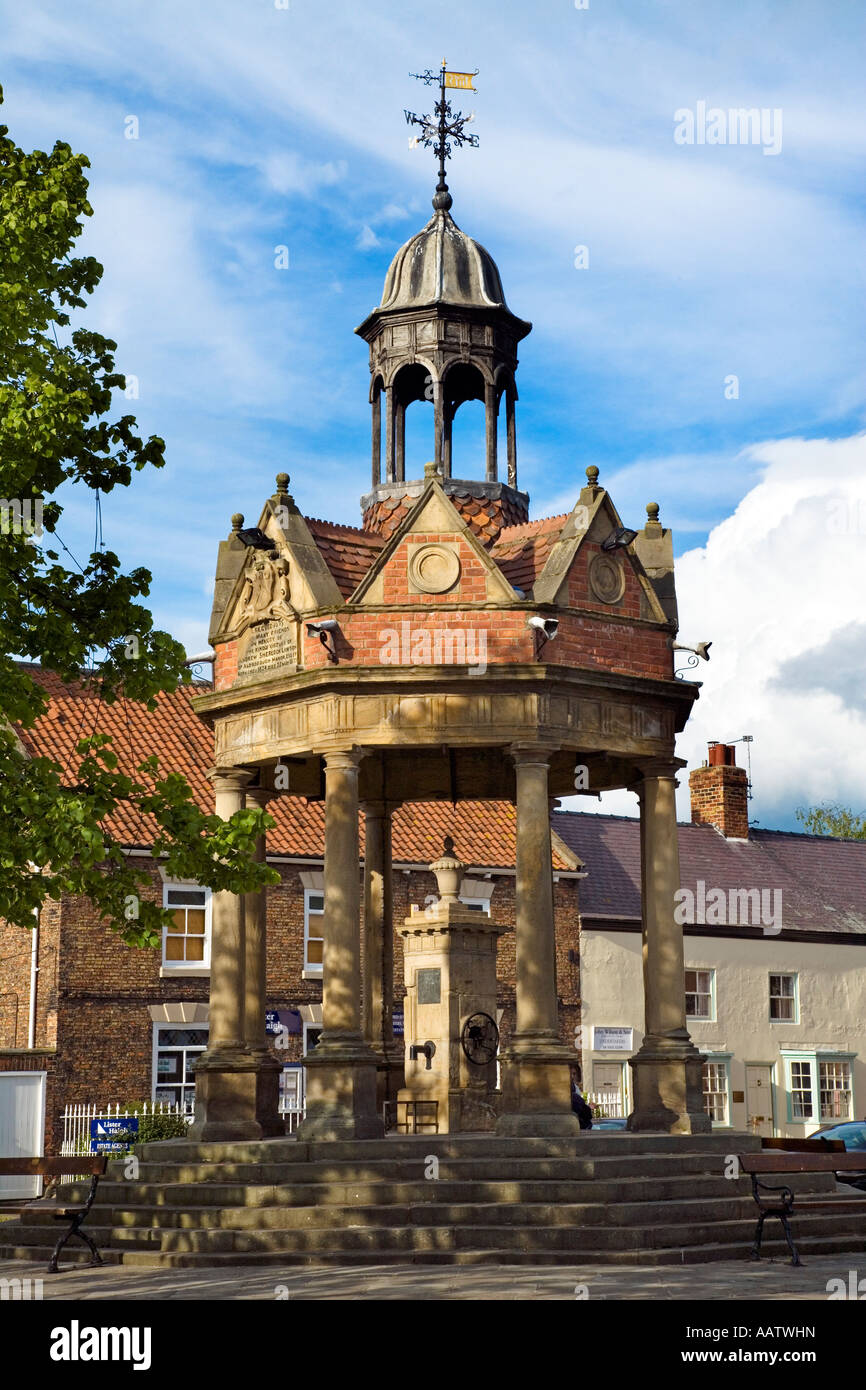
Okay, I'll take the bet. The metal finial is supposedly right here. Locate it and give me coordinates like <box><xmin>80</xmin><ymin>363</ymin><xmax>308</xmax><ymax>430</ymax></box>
<box><xmin>406</xmin><ymin>60</ymin><xmax>479</xmax><ymax>210</ymax></box>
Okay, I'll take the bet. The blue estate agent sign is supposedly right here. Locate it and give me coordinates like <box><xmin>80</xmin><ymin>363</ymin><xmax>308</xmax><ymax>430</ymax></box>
<box><xmin>266</xmin><ymin>1009</ymin><xmax>301</xmax><ymax>1037</ymax></box>
<box><xmin>90</xmin><ymin>1117</ymin><xmax>139</xmax><ymax>1153</ymax></box>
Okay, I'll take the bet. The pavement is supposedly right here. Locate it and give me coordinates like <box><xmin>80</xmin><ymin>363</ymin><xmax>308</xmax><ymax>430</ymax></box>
<box><xmin>1</xmin><ymin>1254</ymin><xmax>862</xmax><ymax>1300</ymax></box>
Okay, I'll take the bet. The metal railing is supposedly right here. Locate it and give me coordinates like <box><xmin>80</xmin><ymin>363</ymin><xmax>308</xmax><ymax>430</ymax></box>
<box><xmin>61</xmin><ymin>1097</ymin><xmax>304</xmax><ymax>1155</ymax></box>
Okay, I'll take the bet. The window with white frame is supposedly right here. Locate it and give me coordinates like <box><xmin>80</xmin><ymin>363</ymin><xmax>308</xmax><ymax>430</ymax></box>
<box><xmin>702</xmin><ymin>1060</ymin><xmax>729</xmax><ymax>1124</ymax></box>
<box><xmin>304</xmin><ymin>889</ymin><xmax>324</xmax><ymax>972</ymax></box>
<box><xmin>819</xmin><ymin>1060</ymin><xmax>852</xmax><ymax>1121</ymax></box>
<box><xmin>162</xmin><ymin>884</ymin><xmax>211</xmax><ymax>970</ymax></box>
<box><xmin>789</xmin><ymin>1060</ymin><xmax>813</xmax><ymax>1119</ymax></box>
<box><xmin>783</xmin><ymin>1054</ymin><xmax>854</xmax><ymax>1124</ymax></box>
<box><xmin>152</xmin><ymin>1024</ymin><xmax>208</xmax><ymax>1107</ymax></box>
<box><xmin>686</xmin><ymin>968</ymin><xmax>715</xmax><ymax>1021</ymax></box>
<box><xmin>769</xmin><ymin>973</ymin><xmax>798</xmax><ymax>1022</ymax></box>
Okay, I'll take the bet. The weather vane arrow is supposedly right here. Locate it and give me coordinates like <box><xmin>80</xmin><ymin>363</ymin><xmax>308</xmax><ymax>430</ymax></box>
<box><xmin>405</xmin><ymin>59</ymin><xmax>479</xmax><ymax>210</ymax></box>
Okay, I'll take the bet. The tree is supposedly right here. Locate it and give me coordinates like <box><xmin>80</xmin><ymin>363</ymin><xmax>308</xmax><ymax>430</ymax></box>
<box><xmin>795</xmin><ymin>803</ymin><xmax>866</xmax><ymax>840</ymax></box>
<box><xmin>0</xmin><ymin>87</ymin><xmax>277</xmax><ymax>946</ymax></box>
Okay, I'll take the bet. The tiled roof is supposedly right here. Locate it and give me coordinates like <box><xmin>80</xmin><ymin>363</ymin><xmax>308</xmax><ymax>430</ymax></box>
<box><xmin>553</xmin><ymin>811</ymin><xmax>866</xmax><ymax>936</ymax></box>
<box><xmin>490</xmin><ymin>514</ymin><xmax>568</xmax><ymax>592</ymax></box>
<box><xmin>17</xmin><ymin>667</ymin><xmax>573</xmax><ymax>871</ymax></box>
<box><xmin>305</xmin><ymin>517</ymin><xmax>384</xmax><ymax>599</ymax></box>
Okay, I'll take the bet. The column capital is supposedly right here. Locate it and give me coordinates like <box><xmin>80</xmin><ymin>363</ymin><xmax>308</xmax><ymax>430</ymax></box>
<box><xmin>360</xmin><ymin>799</ymin><xmax>400</xmax><ymax>818</ymax></box>
<box><xmin>323</xmin><ymin>747</ymin><xmax>365</xmax><ymax>773</ymax></box>
<box><xmin>244</xmin><ymin>783</ymin><xmax>275</xmax><ymax>809</ymax></box>
<box><xmin>635</xmin><ymin>756</ymin><xmax>687</xmax><ymax>787</ymax></box>
<box><xmin>207</xmin><ymin>766</ymin><xmax>255</xmax><ymax>793</ymax></box>
<box><xmin>510</xmin><ymin>742</ymin><xmax>556</xmax><ymax>768</ymax></box>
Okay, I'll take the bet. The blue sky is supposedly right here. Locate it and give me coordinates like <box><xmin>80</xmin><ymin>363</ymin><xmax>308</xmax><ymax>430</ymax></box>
<box><xmin>3</xmin><ymin>1</ymin><xmax>865</xmax><ymax>828</ymax></box>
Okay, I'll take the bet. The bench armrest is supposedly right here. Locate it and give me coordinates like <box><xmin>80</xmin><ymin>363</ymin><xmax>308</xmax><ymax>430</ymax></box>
<box><xmin>750</xmin><ymin>1174</ymin><xmax>795</xmax><ymax>1210</ymax></box>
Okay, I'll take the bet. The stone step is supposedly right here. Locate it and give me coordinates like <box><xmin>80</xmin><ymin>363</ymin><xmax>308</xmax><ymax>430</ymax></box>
<box><xmin>9</xmin><ymin>1203</ymin><xmax>866</xmax><ymax>1257</ymax></box>
<box><xmin>127</xmin><ymin>1151</ymin><xmax>780</xmax><ymax>1186</ymax></box>
<box><xmin>57</xmin><ymin>1168</ymin><xmax>836</xmax><ymax>1214</ymax></box>
<box><xmin>127</xmin><ymin>1131</ymin><xmax>758</xmax><ymax>1167</ymax></box>
<box><xmin>114</xmin><ymin>1192</ymin><xmax>866</xmax><ymax>1233</ymax></box>
<box><xmin>6</xmin><ymin>1230</ymin><xmax>866</xmax><ymax>1271</ymax></box>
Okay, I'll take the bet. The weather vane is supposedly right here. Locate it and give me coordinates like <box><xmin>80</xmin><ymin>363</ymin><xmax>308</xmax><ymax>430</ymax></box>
<box><xmin>405</xmin><ymin>58</ymin><xmax>479</xmax><ymax>209</ymax></box>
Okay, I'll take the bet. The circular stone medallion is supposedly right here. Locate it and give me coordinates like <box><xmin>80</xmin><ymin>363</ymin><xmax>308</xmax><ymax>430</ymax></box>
<box><xmin>408</xmin><ymin>544</ymin><xmax>461</xmax><ymax>594</ymax></box>
<box><xmin>589</xmin><ymin>552</ymin><xmax>626</xmax><ymax>605</ymax></box>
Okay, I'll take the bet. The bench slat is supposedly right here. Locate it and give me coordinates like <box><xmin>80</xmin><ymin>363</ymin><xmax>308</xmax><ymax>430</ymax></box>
<box><xmin>740</xmin><ymin>1152</ymin><xmax>866</xmax><ymax>1173</ymax></box>
<box><xmin>0</xmin><ymin>1157</ymin><xmax>106</xmax><ymax>1177</ymax></box>
<box><xmin>762</xmin><ymin>1137</ymin><xmax>845</xmax><ymax>1153</ymax></box>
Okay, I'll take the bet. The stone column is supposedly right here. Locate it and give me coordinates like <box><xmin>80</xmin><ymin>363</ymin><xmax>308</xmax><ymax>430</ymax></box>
<box><xmin>484</xmin><ymin>380</ymin><xmax>498</xmax><ymax>482</ymax></box>
<box><xmin>243</xmin><ymin>784</ymin><xmax>283</xmax><ymax>1137</ymax></box>
<box><xmin>190</xmin><ymin>767</ymin><xmax>263</xmax><ymax>1142</ymax></box>
<box><xmin>396</xmin><ymin>402</ymin><xmax>405</xmax><ymax>482</ymax></box>
<box><xmin>497</xmin><ymin>745</ymin><xmax>579</xmax><ymax>1135</ymax></box>
<box><xmin>443</xmin><ymin>404</ymin><xmax>453</xmax><ymax>478</ymax></box>
<box><xmin>506</xmin><ymin>391</ymin><xmax>517</xmax><ymax>488</ymax></box>
<box><xmin>433</xmin><ymin>376</ymin><xmax>444</xmax><ymax>473</ymax></box>
<box><xmin>627</xmin><ymin>760</ymin><xmax>711</xmax><ymax>1133</ymax></box>
<box><xmin>297</xmin><ymin>750</ymin><xmax>384</xmax><ymax>1139</ymax></box>
<box><xmin>371</xmin><ymin>388</ymin><xmax>381</xmax><ymax>487</ymax></box>
<box><xmin>362</xmin><ymin>801</ymin><xmax>402</xmax><ymax>1109</ymax></box>
<box><xmin>385</xmin><ymin>387</ymin><xmax>395</xmax><ymax>483</ymax></box>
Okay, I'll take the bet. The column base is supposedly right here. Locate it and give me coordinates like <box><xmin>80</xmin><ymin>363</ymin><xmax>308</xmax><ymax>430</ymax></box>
<box><xmin>627</xmin><ymin>1036</ymin><xmax>712</xmax><ymax>1134</ymax></box>
<box><xmin>374</xmin><ymin>1041</ymin><xmax>405</xmax><ymax>1114</ymax></box>
<box><xmin>296</xmin><ymin>1042</ymin><xmax>385</xmax><ymax>1141</ymax></box>
<box><xmin>248</xmin><ymin>1047</ymin><xmax>285</xmax><ymax>1138</ymax></box>
<box><xmin>189</xmin><ymin>1047</ymin><xmax>276</xmax><ymax>1142</ymax></box>
<box><xmin>496</xmin><ymin>1035</ymin><xmax>580</xmax><ymax>1137</ymax></box>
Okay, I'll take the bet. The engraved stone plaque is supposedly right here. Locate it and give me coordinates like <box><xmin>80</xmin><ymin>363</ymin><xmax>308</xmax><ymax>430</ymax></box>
<box><xmin>237</xmin><ymin>620</ymin><xmax>297</xmax><ymax>679</ymax></box>
<box><xmin>417</xmin><ymin>968</ymin><xmax>441</xmax><ymax>1005</ymax></box>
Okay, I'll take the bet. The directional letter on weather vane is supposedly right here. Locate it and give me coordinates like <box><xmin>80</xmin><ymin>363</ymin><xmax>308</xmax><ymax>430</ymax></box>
<box><xmin>405</xmin><ymin>60</ymin><xmax>479</xmax><ymax>204</ymax></box>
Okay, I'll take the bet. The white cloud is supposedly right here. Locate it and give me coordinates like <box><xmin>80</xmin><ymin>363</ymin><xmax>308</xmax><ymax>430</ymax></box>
<box><xmin>356</xmin><ymin>224</ymin><xmax>380</xmax><ymax>250</ymax></box>
<box><xmin>673</xmin><ymin>432</ymin><xmax>866</xmax><ymax>825</ymax></box>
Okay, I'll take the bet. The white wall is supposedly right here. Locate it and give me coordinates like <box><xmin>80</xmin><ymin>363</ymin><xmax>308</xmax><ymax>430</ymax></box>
<box><xmin>579</xmin><ymin>928</ymin><xmax>866</xmax><ymax>1135</ymax></box>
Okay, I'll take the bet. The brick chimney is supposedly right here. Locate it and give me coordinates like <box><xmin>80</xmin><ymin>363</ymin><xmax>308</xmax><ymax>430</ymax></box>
<box><xmin>689</xmin><ymin>743</ymin><xmax>749</xmax><ymax>839</ymax></box>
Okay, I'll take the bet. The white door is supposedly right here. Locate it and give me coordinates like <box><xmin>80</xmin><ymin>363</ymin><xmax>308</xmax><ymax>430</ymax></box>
<box><xmin>592</xmin><ymin>1062</ymin><xmax>625</xmax><ymax>1116</ymax></box>
<box><xmin>745</xmin><ymin>1065</ymin><xmax>775</xmax><ymax>1138</ymax></box>
<box><xmin>0</xmin><ymin>1073</ymin><xmax>46</xmax><ymax>1198</ymax></box>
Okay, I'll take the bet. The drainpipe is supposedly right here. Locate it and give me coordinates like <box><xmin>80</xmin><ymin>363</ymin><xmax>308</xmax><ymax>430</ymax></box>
<box><xmin>27</xmin><ymin>912</ymin><xmax>39</xmax><ymax>1049</ymax></box>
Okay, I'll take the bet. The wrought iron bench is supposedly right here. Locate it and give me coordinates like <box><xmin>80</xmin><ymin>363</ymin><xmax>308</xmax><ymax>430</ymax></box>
<box><xmin>0</xmin><ymin>1156</ymin><xmax>107</xmax><ymax>1273</ymax></box>
<box><xmin>738</xmin><ymin>1138</ymin><xmax>866</xmax><ymax>1266</ymax></box>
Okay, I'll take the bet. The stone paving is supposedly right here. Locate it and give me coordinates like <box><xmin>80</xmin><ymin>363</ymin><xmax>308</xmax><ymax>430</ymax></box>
<box><xmin>1</xmin><ymin>1254</ymin><xmax>861</xmax><ymax>1300</ymax></box>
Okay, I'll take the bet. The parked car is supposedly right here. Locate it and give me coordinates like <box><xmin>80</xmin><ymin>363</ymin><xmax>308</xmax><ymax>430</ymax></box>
<box><xmin>808</xmin><ymin>1120</ymin><xmax>866</xmax><ymax>1190</ymax></box>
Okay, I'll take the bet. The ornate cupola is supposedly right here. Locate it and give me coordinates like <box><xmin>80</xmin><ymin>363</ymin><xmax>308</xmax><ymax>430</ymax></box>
<box><xmin>356</xmin><ymin>63</ymin><xmax>532</xmax><ymax>542</ymax></box>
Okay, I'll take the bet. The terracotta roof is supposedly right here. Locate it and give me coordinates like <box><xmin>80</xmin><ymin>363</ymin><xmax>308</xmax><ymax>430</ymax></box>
<box><xmin>490</xmin><ymin>513</ymin><xmax>568</xmax><ymax>592</ymax></box>
<box><xmin>17</xmin><ymin>667</ymin><xmax>573</xmax><ymax>871</ymax></box>
<box><xmin>305</xmin><ymin>517</ymin><xmax>384</xmax><ymax>599</ymax></box>
<box><xmin>553</xmin><ymin>811</ymin><xmax>866</xmax><ymax>936</ymax></box>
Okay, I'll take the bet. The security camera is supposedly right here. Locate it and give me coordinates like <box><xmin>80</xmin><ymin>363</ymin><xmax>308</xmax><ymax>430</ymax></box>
<box><xmin>527</xmin><ymin>615</ymin><xmax>559</xmax><ymax>643</ymax></box>
<box><xmin>305</xmin><ymin>618</ymin><xmax>339</xmax><ymax>663</ymax></box>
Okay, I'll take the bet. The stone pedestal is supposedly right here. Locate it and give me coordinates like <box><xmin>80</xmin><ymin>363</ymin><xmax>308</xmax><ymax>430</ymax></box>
<box><xmin>399</xmin><ymin>841</ymin><xmax>504</xmax><ymax>1133</ymax></box>
<box><xmin>497</xmin><ymin>746</ymin><xmax>579</xmax><ymax>1136</ymax></box>
<box><xmin>628</xmin><ymin>763</ymin><xmax>711</xmax><ymax>1134</ymax></box>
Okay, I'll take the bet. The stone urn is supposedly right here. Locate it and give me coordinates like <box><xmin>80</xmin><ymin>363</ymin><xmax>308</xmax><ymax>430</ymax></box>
<box><xmin>428</xmin><ymin>836</ymin><xmax>464</xmax><ymax>902</ymax></box>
